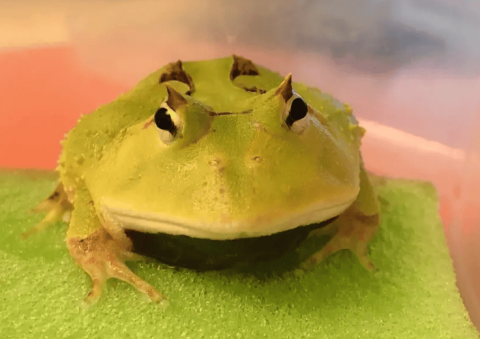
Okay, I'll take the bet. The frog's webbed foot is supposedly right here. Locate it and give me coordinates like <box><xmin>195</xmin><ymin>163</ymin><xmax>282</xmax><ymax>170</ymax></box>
<box><xmin>67</xmin><ymin>228</ymin><xmax>166</xmax><ymax>306</ymax></box>
<box><xmin>301</xmin><ymin>204</ymin><xmax>380</xmax><ymax>272</ymax></box>
<box><xmin>22</xmin><ymin>181</ymin><xmax>73</xmax><ymax>238</ymax></box>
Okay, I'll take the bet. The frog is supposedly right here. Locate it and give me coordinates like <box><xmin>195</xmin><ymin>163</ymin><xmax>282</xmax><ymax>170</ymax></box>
<box><xmin>24</xmin><ymin>55</ymin><xmax>380</xmax><ymax>305</ymax></box>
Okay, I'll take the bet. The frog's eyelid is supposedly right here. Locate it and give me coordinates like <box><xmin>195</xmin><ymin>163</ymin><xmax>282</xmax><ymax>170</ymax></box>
<box><xmin>159</xmin><ymin>60</ymin><xmax>195</xmax><ymax>94</ymax></box>
<box><xmin>275</xmin><ymin>73</ymin><xmax>293</xmax><ymax>102</ymax></box>
<box><xmin>165</xmin><ymin>84</ymin><xmax>187</xmax><ymax>110</ymax></box>
<box><xmin>230</xmin><ymin>55</ymin><xmax>259</xmax><ymax>81</ymax></box>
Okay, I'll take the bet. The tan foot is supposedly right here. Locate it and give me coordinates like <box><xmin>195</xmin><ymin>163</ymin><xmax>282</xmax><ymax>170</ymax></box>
<box><xmin>301</xmin><ymin>204</ymin><xmax>380</xmax><ymax>271</ymax></box>
<box><xmin>22</xmin><ymin>181</ymin><xmax>73</xmax><ymax>238</ymax></box>
<box><xmin>67</xmin><ymin>228</ymin><xmax>166</xmax><ymax>305</ymax></box>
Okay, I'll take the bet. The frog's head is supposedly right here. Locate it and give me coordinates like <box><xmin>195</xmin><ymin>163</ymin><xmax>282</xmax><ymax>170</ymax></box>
<box><xmin>96</xmin><ymin>76</ymin><xmax>360</xmax><ymax>239</ymax></box>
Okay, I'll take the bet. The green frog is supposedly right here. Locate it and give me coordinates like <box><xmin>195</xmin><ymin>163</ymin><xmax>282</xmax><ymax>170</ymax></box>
<box><xmin>25</xmin><ymin>55</ymin><xmax>380</xmax><ymax>305</ymax></box>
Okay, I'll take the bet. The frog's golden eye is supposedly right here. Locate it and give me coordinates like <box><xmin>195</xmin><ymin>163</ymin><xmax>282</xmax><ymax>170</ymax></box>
<box><xmin>154</xmin><ymin>105</ymin><xmax>183</xmax><ymax>144</ymax></box>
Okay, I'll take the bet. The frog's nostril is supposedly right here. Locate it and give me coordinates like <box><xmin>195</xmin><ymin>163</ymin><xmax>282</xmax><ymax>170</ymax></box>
<box><xmin>252</xmin><ymin>156</ymin><xmax>262</xmax><ymax>162</ymax></box>
<box><xmin>209</xmin><ymin>158</ymin><xmax>225</xmax><ymax>173</ymax></box>
<box><xmin>209</xmin><ymin>159</ymin><xmax>221</xmax><ymax>166</ymax></box>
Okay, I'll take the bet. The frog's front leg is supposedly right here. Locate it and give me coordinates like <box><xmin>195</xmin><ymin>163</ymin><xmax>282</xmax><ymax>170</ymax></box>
<box><xmin>22</xmin><ymin>181</ymin><xmax>73</xmax><ymax>238</ymax></box>
<box><xmin>303</xmin><ymin>164</ymin><xmax>380</xmax><ymax>271</ymax></box>
<box><xmin>67</xmin><ymin>184</ymin><xmax>166</xmax><ymax>305</ymax></box>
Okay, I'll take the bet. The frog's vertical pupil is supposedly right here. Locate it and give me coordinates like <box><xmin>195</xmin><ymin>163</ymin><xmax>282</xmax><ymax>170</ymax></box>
<box><xmin>286</xmin><ymin>98</ymin><xmax>308</xmax><ymax>127</ymax></box>
<box><xmin>154</xmin><ymin>108</ymin><xmax>177</xmax><ymax>136</ymax></box>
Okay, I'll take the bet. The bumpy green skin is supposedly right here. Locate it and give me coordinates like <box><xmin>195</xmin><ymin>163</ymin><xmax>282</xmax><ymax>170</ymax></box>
<box><xmin>58</xmin><ymin>56</ymin><xmax>368</xmax><ymax>240</ymax></box>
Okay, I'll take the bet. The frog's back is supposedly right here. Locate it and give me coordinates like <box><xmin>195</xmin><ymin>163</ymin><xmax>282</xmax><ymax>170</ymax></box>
<box><xmin>181</xmin><ymin>56</ymin><xmax>362</xmax><ymax>150</ymax></box>
<box><xmin>58</xmin><ymin>56</ymin><xmax>362</xmax><ymax>185</ymax></box>
<box><xmin>57</xmin><ymin>62</ymin><xmax>178</xmax><ymax>183</ymax></box>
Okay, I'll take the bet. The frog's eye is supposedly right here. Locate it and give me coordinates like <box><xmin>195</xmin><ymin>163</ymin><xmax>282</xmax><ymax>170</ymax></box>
<box><xmin>284</xmin><ymin>95</ymin><xmax>310</xmax><ymax>134</ymax></box>
<box><xmin>276</xmin><ymin>74</ymin><xmax>310</xmax><ymax>134</ymax></box>
<box><xmin>155</xmin><ymin>85</ymin><xmax>186</xmax><ymax>144</ymax></box>
<box><xmin>286</xmin><ymin>97</ymin><xmax>308</xmax><ymax>128</ymax></box>
<box><xmin>154</xmin><ymin>107</ymin><xmax>178</xmax><ymax>143</ymax></box>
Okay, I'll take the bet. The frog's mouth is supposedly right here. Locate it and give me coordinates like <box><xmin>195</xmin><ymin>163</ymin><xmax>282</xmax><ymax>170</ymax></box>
<box><xmin>101</xmin><ymin>199</ymin><xmax>353</xmax><ymax>270</ymax></box>
<box><xmin>124</xmin><ymin>216</ymin><xmax>338</xmax><ymax>271</ymax></box>
<box><xmin>101</xmin><ymin>198</ymin><xmax>354</xmax><ymax>240</ymax></box>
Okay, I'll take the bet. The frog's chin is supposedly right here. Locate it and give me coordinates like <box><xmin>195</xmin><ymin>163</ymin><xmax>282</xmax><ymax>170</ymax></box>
<box><xmin>100</xmin><ymin>198</ymin><xmax>355</xmax><ymax>240</ymax></box>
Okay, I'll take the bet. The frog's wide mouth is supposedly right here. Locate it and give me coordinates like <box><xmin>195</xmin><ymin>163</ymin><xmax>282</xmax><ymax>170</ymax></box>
<box><xmin>101</xmin><ymin>197</ymin><xmax>355</xmax><ymax>240</ymax></box>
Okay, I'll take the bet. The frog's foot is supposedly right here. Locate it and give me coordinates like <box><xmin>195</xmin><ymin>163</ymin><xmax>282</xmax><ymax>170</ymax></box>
<box><xmin>301</xmin><ymin>205</ymin><xmax>380</xmax><ymax>272</ymax></box>
<box><xmin>22</xmin><ymin>181</ymin><xmax>73</xmax><ymax>238</ymax></box>
<box><xmin>67</xmin><ymin>228</ymin><xmax>166</xmax><ymax>305</ymax></box>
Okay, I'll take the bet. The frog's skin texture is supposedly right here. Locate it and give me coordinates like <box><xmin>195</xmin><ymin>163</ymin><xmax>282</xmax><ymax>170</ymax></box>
<box><xmin>26</xmin><ymin>55</ymin><xmax>380</xmax><ymax>304</ymax></box>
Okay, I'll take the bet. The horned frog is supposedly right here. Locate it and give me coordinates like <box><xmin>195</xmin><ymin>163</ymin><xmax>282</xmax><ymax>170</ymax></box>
<box><xmin>25</xmin><ymin>55</ymin><xmax>380</xmax><ymax>305</ymax></box>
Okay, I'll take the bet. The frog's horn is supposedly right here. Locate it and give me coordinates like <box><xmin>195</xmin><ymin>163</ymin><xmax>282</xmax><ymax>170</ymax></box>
<box><xmin>165</xmin><ymin>84</ymin><xmax>187</xmax><ymax>110</ymax></box>
<box><xmin>275</xmin><ymin>73</ymin><xmax>293</xmax><ymax>102</ymax></box>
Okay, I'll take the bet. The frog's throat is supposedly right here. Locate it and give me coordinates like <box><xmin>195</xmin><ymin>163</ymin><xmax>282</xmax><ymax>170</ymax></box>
<box><xmin>100</xmin><ymin>198</ymin><xmax>355</xmax><ymax>240</ymax></box>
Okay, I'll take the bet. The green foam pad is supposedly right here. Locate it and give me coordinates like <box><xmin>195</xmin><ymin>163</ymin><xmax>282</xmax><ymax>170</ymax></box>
<box><xmin>0</xmin><ymin>170</ymin><xmax>477</xmax><ymax>338</ymax></box>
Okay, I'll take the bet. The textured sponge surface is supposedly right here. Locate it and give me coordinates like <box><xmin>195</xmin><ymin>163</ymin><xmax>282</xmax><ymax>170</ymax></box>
<box><xmin>0</xmin><ymin>170</ymin><xmax>477</xmax><ymax>338</ymax></box>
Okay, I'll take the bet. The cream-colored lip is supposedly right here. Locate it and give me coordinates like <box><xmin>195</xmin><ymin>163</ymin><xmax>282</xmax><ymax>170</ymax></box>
<box><xmin>101</xmin><ymin>197</ymin><xmax>355</xmax><ymax>240</ymax></box>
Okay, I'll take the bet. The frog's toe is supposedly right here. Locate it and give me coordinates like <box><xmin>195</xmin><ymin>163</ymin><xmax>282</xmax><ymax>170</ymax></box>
<box><xmin>81</xmin><ymin>277</ymin><xmax>105</xmax><ymax>307</ymax></box>
<box><xmin>24</xmin><ymin>181</ymin><xmax>72</xmax><ymax>238</ymax></box>
<box><xmin>105</xmin><ymin>260</ymin><xmax>165</xmax><ymax>303</ymax></box>
<box><xmin>22</xmin><ymin>207</ymin><xmax>66</xmax><ymax>238</ymax></box>
<box><xmin>68</xmin><ymin>229</ymin><xmax>166</xmax><ymax>305</ymax></box>
<box><xmin>353</xmin><ymin>240</ymin><xmax>377</xmax><ymax>272</ymax></box>
<box><xmin>300</xmin><ymin>238</ymin><xmax>342</xmax><ymax>270</ymax></box>
<box><xmin>301</xmin><ymin>236</ymin><xmax>376</xmax><ymax>272</ymax></box>
<box><xmin>357</xmin><ymin>253</ymin><xmax>376</xmax><ymax>272</ymax></box>
<box><xmin>298</xmin><ymin>255</ymin><xmax>323</xmax><ymax>272</ymax></box>
<box><xmin>302</xmin><ymin>205</ymin><xmax>380</xmax><ymax>271</ymax></box>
